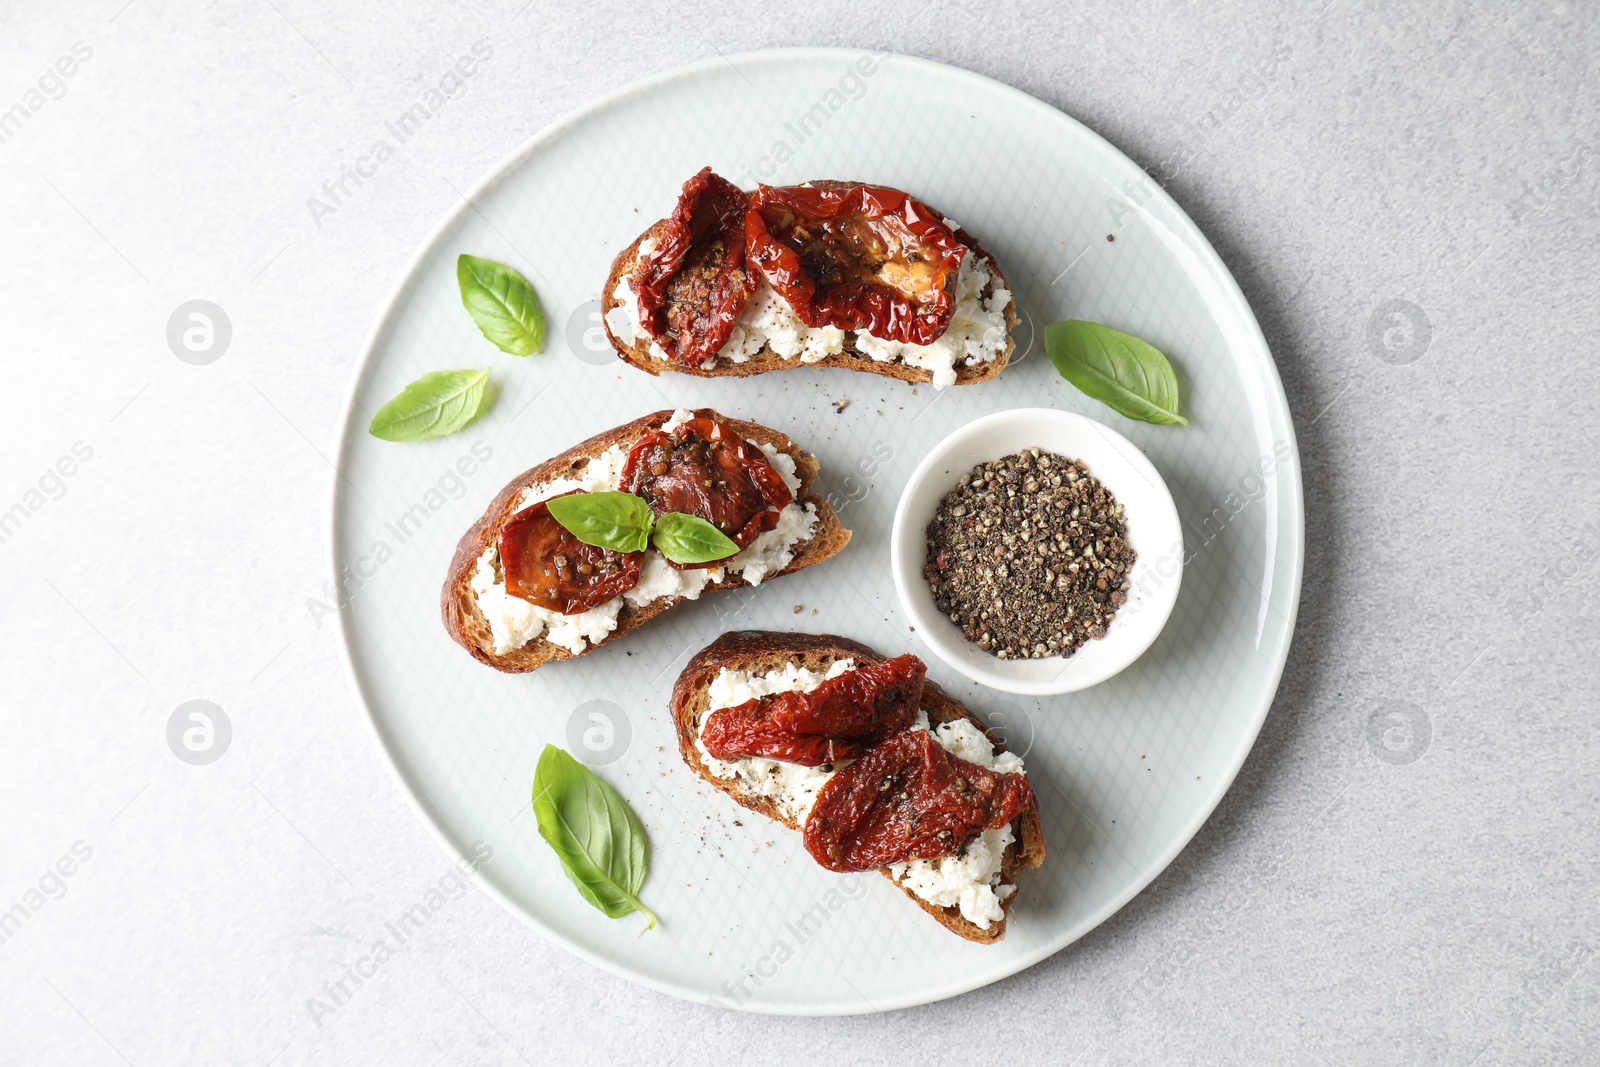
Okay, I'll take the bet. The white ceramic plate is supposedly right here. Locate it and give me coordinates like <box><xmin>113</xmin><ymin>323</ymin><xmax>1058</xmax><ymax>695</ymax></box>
<box><xmin>332</xmin><ymin>48</ymin><xmax>1303</xmax><ymax>1015</ymax></box>
<box><xmin>890</xmin><ymin>408</ymin><xmax>1184</xmax><ymax>696</ymax></box>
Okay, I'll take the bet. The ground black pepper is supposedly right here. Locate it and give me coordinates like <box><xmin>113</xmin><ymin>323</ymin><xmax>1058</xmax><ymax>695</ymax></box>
<box><xmin>923</xmin><ymin>448</ymin><xmax>1134</xmax><ymax>660</ymax></box>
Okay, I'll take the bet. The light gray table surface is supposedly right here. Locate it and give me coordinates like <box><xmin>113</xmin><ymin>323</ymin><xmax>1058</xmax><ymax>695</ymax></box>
<box><xmin>4</xmin><ymin>2</ymin><xmax>1597</xmax><ymax>1064</ymax></box>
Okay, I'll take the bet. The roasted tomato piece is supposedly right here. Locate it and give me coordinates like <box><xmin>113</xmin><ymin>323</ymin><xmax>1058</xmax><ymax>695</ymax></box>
<box><xmin>498</xmin><ymin>490</ymin><xmax>642</xmax><ymax>614</ymax></box>
<box><xmin>620</xmin><ymin>416</ymin><xmax>792</xmax><ymax>570</ymax></box>
<box><xmin>701</xmin><ymin>701</ymin><xmax>868</xmax><ymax>766</ymax></box>
<box><xmin>803</xmin><ymin>729</ymin><xmax>1033</xmax><ymax>872</ymax></box>
<box><xmin>634</xmin><ymin>167</ymin><xmax>755</xmax><ymax>367</ymax></box>
<box><xmin>701</xmin><ymin>655</ymin><xmax>926</xmax><ymax>766</ymax></box>
<box><xmin>745</xmin><ymin>182</ymin><xmax>967</xmax><ymax>345</ymax></box>
<box><xmin>769</xmin><ymin>654</ymin><xmax>924</xmax><ymax>742</ymax></box>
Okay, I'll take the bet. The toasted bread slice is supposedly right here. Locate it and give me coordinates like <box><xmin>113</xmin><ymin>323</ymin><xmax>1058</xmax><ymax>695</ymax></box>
<box><xmin>671</xmin><ymin>631</ymin><xmax>1046</xmax><ymax>944</ymax></box>
<box><xmin>602</xmin><ymin>181</ymin><xmax>1018</xmax><ymax>386</ymax></box>
<box><xmin>442</xmin><ymin>411</ymin><xmax>850</xmax><ymax>673</ymax></box>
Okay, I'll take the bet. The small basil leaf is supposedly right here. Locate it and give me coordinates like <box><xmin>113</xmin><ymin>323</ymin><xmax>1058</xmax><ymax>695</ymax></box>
<box><xmin>545</xmin><ymin>491</ymin><xmax>653</xmax><ymax>554</ymax></box>
<box><xmin>1044</xmin><ymin>320</ymin><xmax>1188</xmax><ymax>426</ymax></box>
<box><xmin>652</xmin><ymin>512</ymin><xmax>740</xmax><ymax>565</ymax></box>
<box><xmin>532</xmin><ymin>745</ymin><xmax>658</xmax><ymax>931</ymax></box>
<box><xmin>367</xmin><ymin>368</ymin><xmax>490</xmax><ymax>442</ymax></box>
<box><xmin>457</xmin><ymin>253</ymin><xmax>546</xmax><ymax>356</ymax></box>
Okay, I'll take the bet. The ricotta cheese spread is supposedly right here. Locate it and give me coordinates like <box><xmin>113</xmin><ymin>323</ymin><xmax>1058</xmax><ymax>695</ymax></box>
<box><xmin>605</xmin><ymin>238</ymin><xmax>1012</xmax><ymax>390</ymax></box>
<box><xmin>471</xmin><ymin>410</ymin><xmax>818</xmax><ymax>656</ymax></box>
<box><xmin>693</xmin><ymin>660</ymin><xmax>1026</xmax><ymax>929</ymax></box>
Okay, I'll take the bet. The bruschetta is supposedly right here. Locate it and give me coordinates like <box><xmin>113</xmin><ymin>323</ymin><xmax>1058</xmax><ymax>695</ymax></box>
<box><xmin>671</xmin><ymin>631</ymin><xmax>1045</xmax><ymax>943</ymax></box>
<box><xmin>603</xmin><ymin>169</ymin><xmax>1017</xmax><ymax>390</ymax></box>
<box><xmin>442</xmin><ymin>411</ymin><xmax>850</xmax><ymax>672</ymax></box>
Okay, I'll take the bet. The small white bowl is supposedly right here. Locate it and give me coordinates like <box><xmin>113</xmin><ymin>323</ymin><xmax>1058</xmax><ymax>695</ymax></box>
<box><xmin>890</xmin><ymin>408</ymin><xmax>1184</xmax><ymax>696</ymax></box>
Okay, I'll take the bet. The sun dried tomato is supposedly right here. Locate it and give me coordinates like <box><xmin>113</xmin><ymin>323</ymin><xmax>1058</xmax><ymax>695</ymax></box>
<box><xmin>498</xmin><ymin>490</ymin><xmax>642</xmax><ymax>613</ymax></box>
<box><xmin>803</xmin><ymin>729</ymin><xmax>1033</xmax><ymax>872</ymax></box>
<box><xmin>634</xmin><ymin>167</ymin><xmax>755</xmax><ymax>367</ymax></box>
<box><xmin>768</xmin><ymin>655</ymin><xmax>924</xmax><ymax>740</ymax></box>
<box><xmin>620</xmin><ymin>416</ymin><xmax>792</xmax><ymax>570</ymax></box>
<box><xmin>701</xmin><ymin>655</ymin><xmax>926</xmax><ymax>766</ymax></box>
<box><xmin>745</xmin><ymin>182</ymin><xmax>966</xmax><ymax>345</ymax></box>
<box><xmin>702</xmin><ymin>709</ymin><xmax>867</xmax><ymax>766</ymax></box>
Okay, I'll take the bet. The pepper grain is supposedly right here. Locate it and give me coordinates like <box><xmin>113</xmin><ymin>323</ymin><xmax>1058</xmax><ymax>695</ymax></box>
<box><xmin>923</xmin><ymin>448</ymin><xmax>1134</xmax><ymax>660</ymax></box>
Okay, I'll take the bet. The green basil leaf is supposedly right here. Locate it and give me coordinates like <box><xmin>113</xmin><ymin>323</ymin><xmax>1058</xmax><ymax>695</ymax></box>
<box><xmin>1044</xmin><ymin>320</ymin><xmax>1188</xmax><ymax>426</ymax></box>
<box><xmin>652</xmin><ymin>512</ymin><xmax>740</xmax><ymax>565</ymax></box>
<box><xmin>545</xmin><ymin>491</ymin><xmax>653</xmax><ymax>554</ymax></box>
<box><xmin>457</xmin><ymin>253</ymin><xmax>546</xmax><ymax>355</ymax></box>
<box><xmin>532</xmin><ymin>745</ymin><xmax>657</xmax><ymax>930</ymax></box>
<box><xmin>367</xmin><ymin>368</ymin><xmax>490</xmax><ymax>442</ymax></box>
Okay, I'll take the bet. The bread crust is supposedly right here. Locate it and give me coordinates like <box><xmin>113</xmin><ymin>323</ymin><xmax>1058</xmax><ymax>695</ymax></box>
<box><xmin>670</xmin><ymin>631</ymin><xmax>1046</xmax><ymax>944</ymax></box>
<box><xmin>601</xmin><ymin>181</ymin><xmax>1018</xmax><ymax>386</ymax></box>
<box><xmin>441</xmin><ymin>411</ymin><xmax>851</xmax><ymax>673</ymax></box>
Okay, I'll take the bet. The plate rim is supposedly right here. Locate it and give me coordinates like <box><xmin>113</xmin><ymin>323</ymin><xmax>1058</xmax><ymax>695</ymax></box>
<box><xmin>328</xmin><ymin>45</ymin><xmax>1305</xmax><ymax>1016</ymax></box>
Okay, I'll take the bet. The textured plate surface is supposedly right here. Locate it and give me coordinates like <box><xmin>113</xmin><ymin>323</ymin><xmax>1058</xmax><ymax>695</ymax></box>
<box><xmin>332</xmin><ymin>48</ymin><xmax>1303</xmax><ymax>1015</ymax></box>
